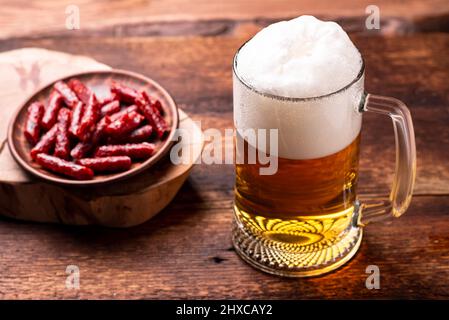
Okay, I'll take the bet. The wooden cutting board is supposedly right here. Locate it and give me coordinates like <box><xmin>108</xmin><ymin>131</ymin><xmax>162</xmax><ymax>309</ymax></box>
<box><xmin>0</xmin><ymin>48</ymin><xmax>203</xmax><ymax>227</ymax></box>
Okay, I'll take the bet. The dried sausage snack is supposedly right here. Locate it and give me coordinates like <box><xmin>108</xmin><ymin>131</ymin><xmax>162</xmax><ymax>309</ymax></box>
<box><xmin>25</xmin><ymin>79</ymin><xmax>170</xmax><ymax>180</ymax></box>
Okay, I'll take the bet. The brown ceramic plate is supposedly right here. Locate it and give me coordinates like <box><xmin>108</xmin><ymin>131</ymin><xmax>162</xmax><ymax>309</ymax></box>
<box><xmin>8</xmin><ymin>69</ymin><xmax>179</xmax><ymax>186</ymax></box>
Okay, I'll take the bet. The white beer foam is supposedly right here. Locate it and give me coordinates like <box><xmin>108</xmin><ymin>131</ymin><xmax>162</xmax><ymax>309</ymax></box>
<box><xmin>236</xmin><ymin>15</ymin><xmax>362</xmax><ymax>98</ymax></box>
<box><xmin>234</xmin><ymin>16</ymin><xmax>363</xmax><ymax>160</ymax></box>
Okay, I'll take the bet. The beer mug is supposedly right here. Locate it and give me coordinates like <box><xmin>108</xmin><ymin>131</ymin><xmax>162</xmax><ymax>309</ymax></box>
<box><xmin>232</xmin><ymin>40</ymin><xmax>416</xmax><ymax>277</ymax></box>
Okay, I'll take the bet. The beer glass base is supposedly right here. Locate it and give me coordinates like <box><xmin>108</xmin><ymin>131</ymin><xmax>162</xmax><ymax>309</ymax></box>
<box><xmin>232</xmin><ymin>207</ymin><xmax>363</xmax><ymax>278</ymax></box>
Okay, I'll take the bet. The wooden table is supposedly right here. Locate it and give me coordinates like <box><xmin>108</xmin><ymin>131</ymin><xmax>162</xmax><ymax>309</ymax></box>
<box><xmin>0</xmin><ymin>1</ymin><xmax>449</xmax><ymax>299</ymax></box>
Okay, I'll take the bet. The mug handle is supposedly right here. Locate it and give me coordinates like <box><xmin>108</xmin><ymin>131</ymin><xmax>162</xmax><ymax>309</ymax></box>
<box><xmin>357</xmin><ymin>93</ymin><xmax>417</xmax><ymax>225</ymax></box>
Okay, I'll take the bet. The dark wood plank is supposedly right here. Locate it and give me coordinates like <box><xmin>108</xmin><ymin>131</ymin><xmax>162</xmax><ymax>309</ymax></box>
<box><xmin>0</xmin><ymin>193</ymin><xmax>448</xmax><ymax>299</ymax></box>
<box><xmin>1</xmin><ymin>33</ymin><xmax>447</xmax><ymax>195</ymax></box>
<box><xmin>1</xmin><ymin>0</ymin><xmax>449</xmax><ymax>39</ymax></box>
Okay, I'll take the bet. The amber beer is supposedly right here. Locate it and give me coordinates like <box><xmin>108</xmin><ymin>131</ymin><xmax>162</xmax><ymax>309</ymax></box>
<box><xmin>235</xmin><ymin>133</ymin><xmax>360</xmax><ymax>218</ymax></box>
<box><xmin>233</xmin><ymin>131</ymin><xmax>361</xmax><ymax>271</ymax></box>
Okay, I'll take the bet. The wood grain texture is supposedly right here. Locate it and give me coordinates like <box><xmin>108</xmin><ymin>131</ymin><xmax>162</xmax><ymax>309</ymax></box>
<box><xmin>0</xmin><ymin>30</ymin><xmax>448</xmax><ymax>298</ymax></box>
<box><xmin>1</xmin><ymin>0</ymin><xmax>449</xmax><ymax>39</ymax></box>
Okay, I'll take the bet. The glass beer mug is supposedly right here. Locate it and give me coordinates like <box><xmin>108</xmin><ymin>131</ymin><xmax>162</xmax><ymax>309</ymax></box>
<box><xmin>232</xmin><ymin>49</ymin><xmax>416</xmax><ymax>277</ymax></box>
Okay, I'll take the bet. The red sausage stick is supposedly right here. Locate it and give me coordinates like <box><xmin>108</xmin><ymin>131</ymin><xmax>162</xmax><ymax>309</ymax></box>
<box><xmin>71</xmin><ymin>128</ymin><xmax>94</xmax><ymax>159</ymax></box>
<box><xmin>24</xmin><ymin>102</ymin><xmax>45</xmax><ymax>145</ymax></box>
<box><xmin>150</xmin><ymin>102</ymin><xmax>169</xmax><ymax>138</ymax></box>
<box><xmin>95</xmin><ymin>142</ymin><xmax>155</xmax><ymax>159</ymax></box>
<box><xmin>111</xmin><ymin>82</ymin><xmax>139</xmax><ymax>104</ymax></box>
<box><xmin>138</xmin><ymin>102</ymin><xmax>169</xmax><ymax>139</ymax></box>
<box><xmin>35</xmin><ymin>153</ymin><xmax>94</xmax><ymax>180</ymax></box>
<box><xmin>152</xmin><ymin>100</ymin><xmax>164</xmax><ymax>115</ymax></box>
<box><xmin>97</xmin><ymin>92</ymin><xmax>118</xmax><ymax>106</ymax></box>
<box><xmin>76</xmin><ymin>156</ymin><xmax>132</xmax><ymax>173</ymax></box>
<box><xmin>100</xmin><ymin>100</ymin><xmax>120</xmax><ymax>117</ymax></box>
<box><xmin>68</xmin><ymin>78</ymin><xmax>92</xmax><ymax>104</ymax></box>
<box><xmin>92</xmin><ymin>116</ymin><xmax>111</xmax><ymax>145</ymax></box>
<box><xmin>69</xmin><ymin>101</ymin><xmax>84</xmax><ymax>137</ymax></box>
<box><xmin>78</xmin><ymin>94</ymin><xmax>100</xmax><ymax>139</ymax></box>
<box><xmin>42</xmin><ymin>90</ymin><xmax>63</xmax><ymax>130</ymax></box>
<box><xmin>54</xmin><ymin>108</ymin><xmax>72</xmax><ymax>159</ymax></box>
<box><xmin>105</xmin><ymin>111</ymin><xmax>144</xmax><ymax>137</ymax></box>
<box><xmin>70</xmin><ymin>140</ymin><xmax>93</xmax><ymax>160</ymax></box>
<box><xmin>127</xmin><ymin>125</ymin><xmax>153</xmax><ymax>143</ymax></box>
<box><xmin>136</xmin><ymin>91</ymin><xmax>169</xmax><ymax>138</ymax></box>
<box><xmin>54</xmin><ymin>81</ymin><xmax>79</xmax><ymax>108</ymax></box>
<box><xmin>109</xmin><ymin>105</ymin><xmax>139</xmax><ymax>121</ymax></box>
<box><xmin>138</xmin><ymin>91</ymin><xmax>164</xmax><ymax>115</ymax></box>
<box><xmin>30</xmin><ymin>125</ymin><xmax>58</xmax><ymax>159</ymax></box>
<box><xmin>110</xmin><ymin>125</ymin><xmax>153</xmax><ymax>144</ymax></box>
<box><xmin>71</xmin><ymin>116</ymin><xmax>110</xmax><ymax>159</ymax></box>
